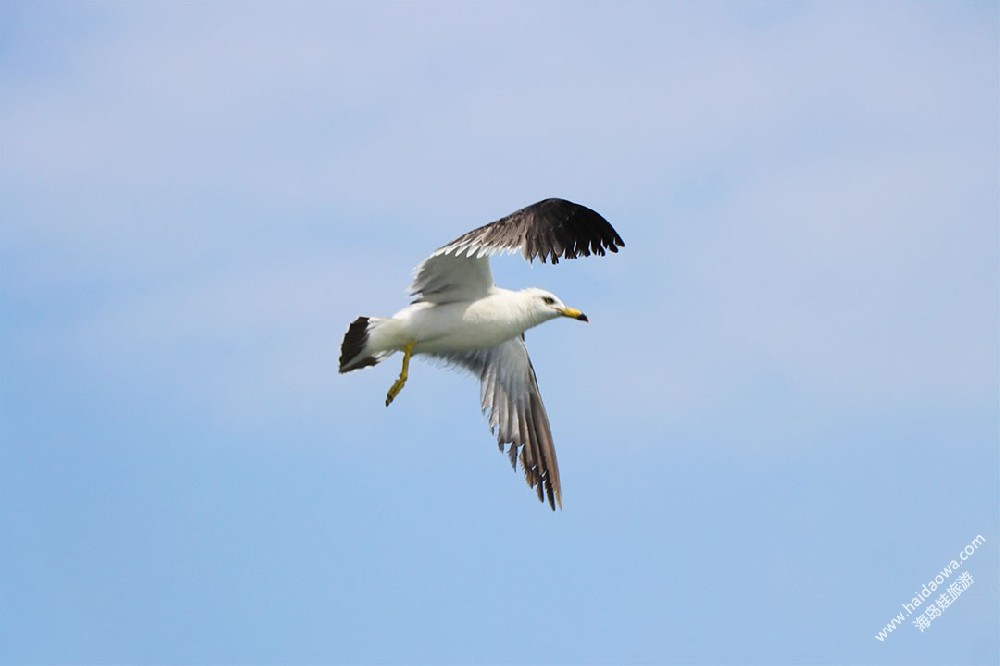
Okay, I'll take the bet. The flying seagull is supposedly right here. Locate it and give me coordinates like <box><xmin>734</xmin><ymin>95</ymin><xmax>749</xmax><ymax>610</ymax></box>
<box><xmin>338</xmin><ymin>198</ymin><xmax>624</xmax><ymax>509</ymax></box>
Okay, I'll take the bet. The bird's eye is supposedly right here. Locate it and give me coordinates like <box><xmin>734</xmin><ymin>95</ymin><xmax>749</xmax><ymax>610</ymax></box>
<box><xmin>542</xmin><ymin>296</ymin><xmax>556</xmax><ymax>305</ymax></box>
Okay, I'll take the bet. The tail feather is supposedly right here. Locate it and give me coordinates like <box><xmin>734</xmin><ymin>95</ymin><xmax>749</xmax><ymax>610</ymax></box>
<box><xmin>339</xmin><ymin>317</ymin><xmax>385</xmax><ymax>373</ymax></box>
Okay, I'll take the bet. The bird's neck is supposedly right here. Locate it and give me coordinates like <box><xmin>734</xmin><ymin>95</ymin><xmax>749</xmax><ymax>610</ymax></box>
<box><xmin>503</xmin><ymin>288</ymin><xmax>550</xmax><ymax>330</ymax></box>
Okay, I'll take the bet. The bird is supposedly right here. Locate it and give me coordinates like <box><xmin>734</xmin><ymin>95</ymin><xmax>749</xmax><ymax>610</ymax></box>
<box><xmin>338</xmin><ymin>198</ymin><xmax>624</xmax><ymax>509</ymax></box>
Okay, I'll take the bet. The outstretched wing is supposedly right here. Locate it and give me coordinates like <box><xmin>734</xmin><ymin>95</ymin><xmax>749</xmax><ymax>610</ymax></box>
<box><xmin>433</xmin><ymin>197</ymin><xmax>624</xmax><ymax>264</ymax></box>
<box><xmin>429</xmin><ymin>336</ymin><xmax>562</xmax><ymax>510</ymax></box>
<box><xmin>409</xmin><ymin>198</ymin><xmax>624</xmax><ymax>303</ymax></box>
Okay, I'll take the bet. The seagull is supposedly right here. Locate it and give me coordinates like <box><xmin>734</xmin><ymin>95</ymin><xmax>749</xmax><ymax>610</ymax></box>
<box><xmin>338</xmin><ymin>198</ymin><xmax>624</xmax><ymax>509</ymax></box>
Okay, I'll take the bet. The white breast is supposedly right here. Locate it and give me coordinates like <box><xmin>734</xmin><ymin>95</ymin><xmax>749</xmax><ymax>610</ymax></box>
<box><xmin>394</xmin><ymin>290</ymin><xmax>536</xmax><ymax>353</ymax></box>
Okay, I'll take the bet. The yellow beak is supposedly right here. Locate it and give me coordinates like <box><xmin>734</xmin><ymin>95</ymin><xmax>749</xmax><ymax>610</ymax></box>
<box><xmin>558</xmin><ymin>307</ymin><xmax>589</xmax><ymax>322</ymax></box>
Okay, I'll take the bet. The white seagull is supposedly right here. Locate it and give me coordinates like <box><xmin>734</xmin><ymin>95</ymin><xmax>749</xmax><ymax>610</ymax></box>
<box><xmin>338</xmin><ymin>198</ymin><xmax>624</xmax><ymax>509</ymax></box>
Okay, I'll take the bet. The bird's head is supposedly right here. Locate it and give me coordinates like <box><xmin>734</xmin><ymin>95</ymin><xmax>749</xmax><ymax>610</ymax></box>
<box><xmin>522</xmin><ymin>288</ymin><xmax>589</xmax><ymax>323</ymax></box>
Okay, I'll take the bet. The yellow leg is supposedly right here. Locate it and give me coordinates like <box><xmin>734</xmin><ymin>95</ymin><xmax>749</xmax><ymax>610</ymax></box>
<box><xmin>385</xmin><ymin>341</ymin><xmax>415</xmax><ymax>406</ymax></box>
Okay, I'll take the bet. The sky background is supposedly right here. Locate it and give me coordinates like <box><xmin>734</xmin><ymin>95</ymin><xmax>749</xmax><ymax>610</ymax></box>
<box><xmin>1</xmin><ymin>1</ymin><xmax>997</xmax><ymax>664</ymax></box>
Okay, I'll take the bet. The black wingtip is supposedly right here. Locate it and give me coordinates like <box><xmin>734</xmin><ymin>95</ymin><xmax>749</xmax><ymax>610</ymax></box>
<box><xmin>532</xmin><ymin>198</ymin><xmax>625</xmax><ymax>264</ymax></box>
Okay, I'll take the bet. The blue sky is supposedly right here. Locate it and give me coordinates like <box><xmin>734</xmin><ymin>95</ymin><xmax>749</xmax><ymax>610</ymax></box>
<box><xmin>1</xmin><ymin>1</ymin><xmax>997</xmax><ymax>664</ymax></box>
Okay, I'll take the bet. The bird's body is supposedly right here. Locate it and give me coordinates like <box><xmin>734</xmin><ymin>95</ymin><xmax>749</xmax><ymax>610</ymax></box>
<box><xmin>339</xmin><ymin>198</ymin><xmax>624</xmax><ymax>509</ymax></box>
<box><xmin>376</xmin><ymin>288</ymin><xmax>561</xmax><ymax>354</ymax></box>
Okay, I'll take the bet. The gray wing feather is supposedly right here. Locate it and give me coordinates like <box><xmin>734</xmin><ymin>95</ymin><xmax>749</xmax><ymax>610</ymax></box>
<box><xmin>429</xmin><ymin>336</ymin><xmax>562</xmax><ymax>509</ymax></box>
